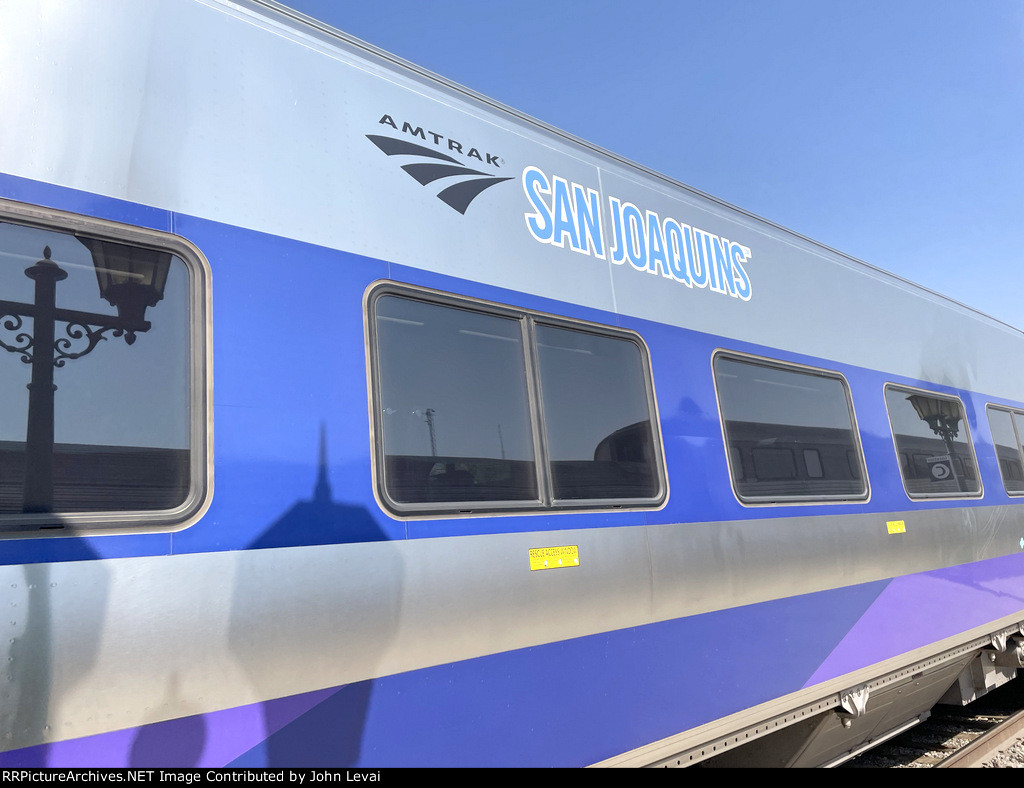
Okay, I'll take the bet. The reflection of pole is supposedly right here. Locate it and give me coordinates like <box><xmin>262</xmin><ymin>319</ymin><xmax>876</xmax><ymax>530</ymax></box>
<box><xmin>22</xmin><ymin>256</ymin><xmax>66</xmax><ymax>513</ymax></box>
<box><xmin>2</xmin><ymin>244</ymin><xmax>165</xmax><ymax>515</ymax></box>
<box><xmin>424</xmin><ymin>408</ymin><xmax>437</xmax><ymax>457</ymax></box>
<box><xmin>497</xmin><ymin>423</ymin><xmax>505</xmax><ymax>460</ymax></box>
<box><xmin>939</xmin><ymin>430</ymin><xmax>964</xmax><ymax>492</ymax></box>
<box><xmin>907</xmin><ymin>395</ymin><xmax>966</xmax><ymax>493</ymax></box>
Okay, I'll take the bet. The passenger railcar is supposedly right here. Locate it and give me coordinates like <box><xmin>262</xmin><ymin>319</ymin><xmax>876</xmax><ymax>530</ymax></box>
<box><xmin>0</xmin><ymin>0</ymin><xmax>1021</xmax><ymax>768</ymax></box>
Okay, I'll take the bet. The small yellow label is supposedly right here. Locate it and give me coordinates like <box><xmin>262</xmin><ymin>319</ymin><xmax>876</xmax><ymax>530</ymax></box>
<box><xmin>886</xmin><ymin>520</ymin><xmax>906</xmax><ymax>534</ymax></box>
<box><xmin>529</xmin><ymin>545</ymin><xmax>580</xmax><ymax>571</ymax></box>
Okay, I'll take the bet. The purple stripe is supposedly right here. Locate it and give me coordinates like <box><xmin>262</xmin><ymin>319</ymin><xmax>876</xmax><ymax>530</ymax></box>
<box><xmin>804</xmin><ymin>551</ymin><xmax>1024</xmax><ymax>687</ymax></box>
<box><xmin>0</xmin><ymin>687</ymin><xmax>341</xmax><ymax>768</ymax></box>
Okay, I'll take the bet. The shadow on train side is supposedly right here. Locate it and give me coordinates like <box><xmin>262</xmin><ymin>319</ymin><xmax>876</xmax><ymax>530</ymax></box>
<box><xmin>0</xmin><ymin>532</ymin><xmax>207</xmax><ymax>769</ymax></box>
<box><xmin>225</xmin><ymin>425</ymin><xmax>396</xmax><ymax>768</ymax></box>
<box><xmin>127</xmin><ymin>673</ymin><xmax>208</xmax><ymax>767</ymax></box>
<box><xmin>0</xmin><ymin>531</ymin><xmax>108</xmax><ymax>768</ymax></box>
<box><xmin>127</xmin><ymin>426</ymin><xmax>390</xmax><ymax>767</ymax></box>
<box><xmin>246</xmin><ymin>425</ymin><xmax>386</xmax><ymax>550</ymax></box>
<box><xmin>0</xmin><ymin>424</ymin><xmax>391</xmax><ymax>768</ymax></box>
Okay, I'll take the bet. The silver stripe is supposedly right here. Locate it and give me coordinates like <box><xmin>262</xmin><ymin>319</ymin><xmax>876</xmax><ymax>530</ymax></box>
<box><xmin>2</xmin><ymin>504</ymin><xmax>1023</xmax><ymax>752</ymax></box>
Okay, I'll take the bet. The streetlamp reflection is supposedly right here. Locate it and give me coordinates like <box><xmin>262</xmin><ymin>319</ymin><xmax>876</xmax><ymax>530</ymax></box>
<box><xmin>0</xmin><ymin>239</ymin><xmax>169</xmax><ymax>513</ymax></box>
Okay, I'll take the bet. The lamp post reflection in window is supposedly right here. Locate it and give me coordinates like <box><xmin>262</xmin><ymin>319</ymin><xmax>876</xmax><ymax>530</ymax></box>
<box><xmin>0</xmin><ymin>239</ymin><xmax>170</xmax><ymax>513</ymax></box>
<box><xmin>907</xmin><ymin>394</ymin><xmax>965</xmax><ymax>492</ymax></box>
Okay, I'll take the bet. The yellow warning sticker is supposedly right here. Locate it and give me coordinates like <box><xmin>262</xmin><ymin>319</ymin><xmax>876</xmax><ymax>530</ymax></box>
<box><xmin>886</xmin><ymin>520</ymin><xmax>906</xmax><ymax>534</ymax></box>
<box><xmin>529</xmin><ymin>545</ymin><xmax>580</xmax><ymax>571</ymax></box>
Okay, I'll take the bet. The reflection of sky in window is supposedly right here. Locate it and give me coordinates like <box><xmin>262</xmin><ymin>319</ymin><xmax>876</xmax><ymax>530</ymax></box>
<box><xmin>715</xmin><ymin>359</ymin><xmax>854</xmax><ymax>431</ymax></box>
<box><xmin>0</xmin><ymin>222</ymin><xmax>190</xmax><ymax>449</ymax></box>
<box><xmin>884</xmin><ymin>389</ymin><xmax>969</xmax><ymax>446</ymax></box>
<box><xmin>376</xmin><ymin>296</ymin><xmax>534</xmax><ymax>461</ymax></box>
<box><xmin>536</xmin><ymin>326</ymin><xmax>650</xmax><ymax>460</ymax></box>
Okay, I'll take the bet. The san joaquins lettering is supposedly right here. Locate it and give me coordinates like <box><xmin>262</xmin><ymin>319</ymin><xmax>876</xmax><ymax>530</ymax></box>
<box><xmin>522</xmin><ymin>166</ymin><xmax>752</xmax><ymax>301</ymax></box>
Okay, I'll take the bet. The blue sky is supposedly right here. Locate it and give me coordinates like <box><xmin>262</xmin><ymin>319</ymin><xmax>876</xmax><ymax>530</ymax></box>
<box><xmin>280</xmin><ymin>0</ymin><xmax>1024</xmax><ymax>329</ymax></box>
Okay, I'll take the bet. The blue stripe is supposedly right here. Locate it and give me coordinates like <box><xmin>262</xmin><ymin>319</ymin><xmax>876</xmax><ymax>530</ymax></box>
<box><xmin>1</xmin><ymin>173</ymin><xmax>1023</xmax><ymax>565</ymax></box>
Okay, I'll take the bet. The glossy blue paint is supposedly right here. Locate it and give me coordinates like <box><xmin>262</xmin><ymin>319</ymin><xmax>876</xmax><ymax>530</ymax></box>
<box><xmin>1</xmin><ymin>177</ymin><xmax>1020</xmax><ymax>764</ymax></box>
<box><xmin>2</xmin><ymin>172</ymin><xmax>1023</xmax><ymax>565</ymax></box>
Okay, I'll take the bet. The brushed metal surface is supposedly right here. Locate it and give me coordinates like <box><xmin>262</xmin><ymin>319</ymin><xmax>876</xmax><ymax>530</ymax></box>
<box><xmin>2</xmin><ymin>505</ymin><xmax>1023</xmax><ymax>752</ymax></box>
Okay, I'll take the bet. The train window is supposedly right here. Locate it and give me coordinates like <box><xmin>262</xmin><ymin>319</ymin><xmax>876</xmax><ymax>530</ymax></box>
<box><xmin>713</xmin><ymin>354</ymin><xmax>867</xmax><ymax>503</ymax></box>
<box><xmin>846</xmin><ymin>450</ymin><xmax>862</xmax><ymax>480</ymax></box>
<box><xmin>0</xmin><ymin>207</ymin><xmax>208</xmax><ymax>532</ymax></box>
<box><xmin>804</xmin><ymin>449</ymin><xmax>824</xmax><ymax>479</ymax></box>
<box><xmin>534</xmin><ymin>324</ymin><xmax>661</xmax><ymax>502</ymax></box>
<box><xmin>373</xmin><ymin>295</ymin><xmax>539</xmax><ymax>507</ymax></box>
<box><xmin>884</xmin><ymin>386</ymin><xmax>981</xmax><ymax>498</ymax></box>
<box><xmin>752</xmin><ymin>447</ymin><xmax>797</xmax><ymax>480</ymax></box>
<box><xmin>986</xmin><ymin>405</ymin><xmax>1024</xmax><ymax>494</ymax></box>
<box><xmin>368</xmin><ymin>285</ymin><xmax>666</xmax><ymax>515</ymax></box>
<box><xmin>729</xmin><ymin>446</ymin><xmax>744</xmax><ymax>481</ymax></box>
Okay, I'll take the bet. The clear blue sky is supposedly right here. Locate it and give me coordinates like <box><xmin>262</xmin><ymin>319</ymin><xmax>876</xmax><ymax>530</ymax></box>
<box><xmin>280</xmin><ymin>0</ymin><xmax>1024</xmax><ymax>329</ymax></box>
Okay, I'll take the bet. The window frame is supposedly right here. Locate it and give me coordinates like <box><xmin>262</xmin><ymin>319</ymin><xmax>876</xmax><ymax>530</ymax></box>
<box><xmin>883</xmin><ymin>383</ymin><xmax>982</xmax><ymax>501</ymax></box>
<box><xmin>985</xmin><ymin>403</ymin><xmax>1024</xmax><ymax>496</ymax></box>
<box><xmin>712</xmin><ymin>350</ymin><xmax>870</xmax><ymax>506</ymax></box>
<box><xmin>364</xmin><ymin>281</ymin><xmax>668</xmax><ymax>518</ymax></box>
<box><xmin>0</xmin><ymin>198</ymin><xmax>212</xmax><ymax>537</ymax></box>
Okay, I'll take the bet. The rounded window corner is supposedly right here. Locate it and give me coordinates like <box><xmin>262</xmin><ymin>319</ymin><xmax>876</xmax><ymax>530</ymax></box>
<box><xmin>0</xmin><ymin>202</ymin><xmax>210</xmax><ymax>536</ymax></box>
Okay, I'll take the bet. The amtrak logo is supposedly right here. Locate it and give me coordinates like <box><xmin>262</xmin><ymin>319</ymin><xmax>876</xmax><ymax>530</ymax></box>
<box><xmin>368</xmin><ymin>115</ymin><xmax>512</xmax><ymax>214</ymax></box>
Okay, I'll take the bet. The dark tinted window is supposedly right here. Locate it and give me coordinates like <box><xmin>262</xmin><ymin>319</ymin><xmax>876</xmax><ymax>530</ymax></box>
<box><xmin>374</xmin><ymin>295</ymin><xmax>538</xmax><ymax>506</ymax></box>
<box><xmin>714</xmin><ymin>355</ymin><xmax>866</xmax><ymax>502</ymax></box>
<box><xmin>987</xmin><ymin>406</ymin><xmax>1024</xmax><ymax>494</ymax></box>
<box><xmin>846</xmin><ymin>450</ymin><xmax>862</xmax><ymax>479</ymax></box>
<box><xmin>885</xmin><ymin>387</ymin><xmax>980</xmax><ymax>497</ymax></box>
<box><xmin>752</xmin><ymin>447</ymin><xmax>797</xmax><ymax>480</ymax></box>
<box><xmin>729</xmin><ymin>446</ymin><xmax>744</xmax><ymax>481</ymax></box>
<box><xmin>804</xmin><ymin>449</ymin><xmax>824</xmax><ymax>478</ymax></box>
<box><xmin>0</xmin><ymin>219</ymin><xmax>200</xmax><ymax>524</ymax></box>
<box><xmin>535</xmin><ymin>325</ymin><xmax>659</xmax><ymax>501</ymax></box>
<box><xmin>370</xmin><ymin>289</ymin><xmax>665</xmax><ymax>514</ymax></box>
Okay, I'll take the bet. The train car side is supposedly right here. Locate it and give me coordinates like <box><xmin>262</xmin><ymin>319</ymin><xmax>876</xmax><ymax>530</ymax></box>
<box><xmin>0</xmin><ymin>0</ymin><xmax>1021</xmax><ymax>768</ymax></box>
